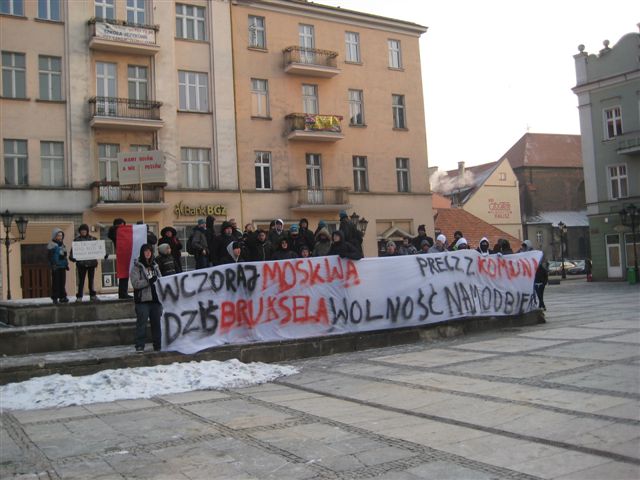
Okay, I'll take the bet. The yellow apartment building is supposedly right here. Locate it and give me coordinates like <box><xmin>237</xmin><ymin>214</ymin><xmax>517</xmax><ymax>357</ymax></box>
<box><xmin>0</xmin><ymin>0</ymin><xmax>432</xmax><ymax>299</ymax></box>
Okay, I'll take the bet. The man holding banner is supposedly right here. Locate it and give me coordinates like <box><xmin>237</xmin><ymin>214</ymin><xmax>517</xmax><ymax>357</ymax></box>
<box><xmin>70</xmin><ymin>224</ymin><xmax>100</xmax><ymax>302</ymax></box>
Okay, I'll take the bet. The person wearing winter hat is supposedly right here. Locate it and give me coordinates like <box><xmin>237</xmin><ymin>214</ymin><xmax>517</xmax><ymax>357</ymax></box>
<box><xmin>272</xmin><ymin>237</ymin><xmax>298</xmax><ymax>261</ymax></box>
<box><xmin>156</xmin><ymin>242</ymin><xmax>177</xmax><ymax>276</ymax></box>
<box><xmin>48</xmin><ymin>228</ymin><xmax>70</xmax><ymax>304</ymax></box>
<box><xmin>313</xmin><ymin>225</ymin><xmax>332</xmax><ymax>257</ymax></box>
<box><xmin>268</xmin><ymin>218</ymin><xmax>286</xmax><ymax>246</ymax></box>
<box><xmin>298</xmin><ymin>218</ymin><xmax>315</xmax><ymax>251</ymax></box>
<box><xmin>454</xmin><ymin>237</ymin><xmax>469</xmax><ymax>250</ymax></box>
<box><xmin>190</xmin><ymin>219</ymin><xmax>209</xmax><ymax>269</ymax></box>
<box><xmin>411</xmin><ymin>224</ymin><xmax>433</xmax><ymax>251</ymax></box>
<box><xmin>328</xmin><ymin>230</ymin><xmax>362</xmax><ymax>260</ymax></box>
<box><xmin>130</xmin><ymin>244</ymin><xmax>162</xmax><ymax>353</ymax></box>
<box><xmin>70</xmin><ymin>224</ymin><xmax>99</xmax><ymax>302</ymax></box>
<box><xmin>158</xmin><ymin>226</ymin><xmax>183</xmax><ymax>273</ymax></box>
<box><xmin>428</xmin><ymin>234</ymin><xmax>447</xmax><ymax>253</ymax></box>
<box><xmin>419</xmin><ymin>239</ymin><xmax>431</xmax><ymax>254</ymax></box>
<box><xmin>518</xmin><ymin>239</ymin><xmax>534</xmax><ymax>252</ymax></box>
<box><xmin>339</xmin><ymin>210</ymin><xmax>363</xmax><ymax>256</ymax></box>
<box><xmin>448</xmin><ymin>230</ymin><xmax>464</xmax><ymax>251</ymax></box>
<box><xmin>215</xmin><ymin>221</ymin><xmax>236</xmax><ymax>264</ymax></box>
<box><xmin>220</xmin><ymin>240</ymin><xmax>247</xmax><ymax>264</ymax></box>
<box><xmin>476</xmin><ymin>237</ymin><xmax>492</xmax><ymax>256</ymax></box>
<box><xmin>382</xmin><ymin>240</ymin><xmax>399</xmax><ymax>257</ymax></box>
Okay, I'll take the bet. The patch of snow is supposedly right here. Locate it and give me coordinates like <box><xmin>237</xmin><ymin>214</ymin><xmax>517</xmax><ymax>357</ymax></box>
<box><xmin>0</xmin><ymin>359</ymin><xmax>298</xmax><ymax>411</ymax></box>
<box><xmin>0</xmin><ymin>294</ymin><xmax>120</xmax><ymax>306</ymax></box>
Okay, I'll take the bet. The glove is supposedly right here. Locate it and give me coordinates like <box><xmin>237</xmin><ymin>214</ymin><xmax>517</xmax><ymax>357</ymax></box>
<box><xmin>149</xmin><ymin>275</ymin><xmax>157</xmax><ymax>284</ymax></box>
<box><xmin>66</xmin><ymin>266</ymin><xmax>70</xmax><ymax>271</ymax></box>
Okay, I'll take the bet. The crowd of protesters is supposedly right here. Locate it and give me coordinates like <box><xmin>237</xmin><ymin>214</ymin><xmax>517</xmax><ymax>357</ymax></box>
<box><xmin>48</xmin><ymin>212</ymin><xmax>548</xmax><ymax>351</ymax></box>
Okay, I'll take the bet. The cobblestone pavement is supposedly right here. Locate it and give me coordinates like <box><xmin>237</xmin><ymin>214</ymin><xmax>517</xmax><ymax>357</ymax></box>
<box><xmin>2</xmin><ymin>281</ymin><xmax>639</xmax><ymax>479</ymax></box>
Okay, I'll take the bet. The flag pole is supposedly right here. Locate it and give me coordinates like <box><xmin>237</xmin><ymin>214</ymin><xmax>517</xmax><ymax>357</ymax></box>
<box><xmin>139</xmin><ymin>163</ymin><xmax>145</xmax><ymax>224</ymax></box>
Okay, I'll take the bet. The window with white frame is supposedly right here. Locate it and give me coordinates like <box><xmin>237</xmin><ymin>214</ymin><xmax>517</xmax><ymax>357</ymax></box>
<box><xmin>126</xmin><ymin>0</ymin><xmax>145</xmax><ymax>24</ymax></box>
<box><xmin>39</xmin><ymin>55</ymin><xmax>62</xmax><ymax>101</ymax></box>
<box><xmin>353</xmin><ymin>156</ymin><xmax>368</xmax><ymax>192</ymax></box>
<box><xmin>128</xmin><ymin>65</ymin><xmax>148</xmax><ymax>101</ymax></box>
<box><xmin>181</xmin><ymin>147</ymin><xmax>211</xmax><ymax>189</ymax></box>
<box><xmin>248</xmin><ymin>15</ymin><xmax>266</xmax><ymax>49</ymax></box>
<box><xmin>38</xmin><ymin>0</ymin><xmax>60</xmax><ymax>21</ymax></box>
<box><xmin>604</xmin><ymin>106</ymin><xmax>623</xmax><ymax>139</ymax></box>
<box><xmin>348</xmin><ymin>89</ymin><xmax>364</xmax><ymax>125</ymax></box>
<box><xmin>176</xmin><ymin>3</ymin><xmax>205</xmax><ymax>41</ymax></box>
<box><xmin>251</xmin><ymin>78</ymin><xmax>269</xmax><ymax>117</ymax></box>
<box><xmin>608</xmin><ymin>164</ymin><xmax>628</xmax><ymax>200</ymax></box>
<box><xmin>3</xmin><ymin>139</ymin><xmax>28</xmax><ymax>186</ymax></box>
<box><xmin>302</xmin><ymin>84</ymin><xmax>318</xmax><ymax>114</ymax></box>
<box><xmin>255</xmin><ymin>151</ymin><xmax>272</xmax><ymax>190</ymax></box>
<box><xmin>98</xmin><ymin>143</ymin><xmax>119</xmax><ymax>182</ymax></box>
<box><xmin>396</xmin><ymin>157</ymin><xmax>410</xmax><ymax>192</ymax></box>
<box><xmin>345</xmin><ymin>31</ymin><xmax>360</xmax><ymax>63</ymax></box>
<box><xmin>2</xmin><ymin>51</ymin><xmax>26</xmax><ymax>98</ymax></box>
<box><xmin>95</xmin><ymin>0</ymin><xmax>114</xmax><ymax>20</ymax></box>
<box><xmin>388</xmin><ymin>39</ymin><xmax>402</xmax><ymax>68</ymax></box>
<box><xmin>392</xmin><ymin>94</ymin><xmax>406</xmax><ymax>129</ymax></box>
<box><xmin>41</xmin><ymin>141</ymin><xmax>64</xmax><ymax>186</ymax></box>
<box><xmin>0</xmin><ymin>0</ymin><xmax>23</xmax><ymax>15</ymax></box>
<box><xmin>178</xmin><ymin>70</ymin><xmax>208</xmax><ymax>111</ymax></box>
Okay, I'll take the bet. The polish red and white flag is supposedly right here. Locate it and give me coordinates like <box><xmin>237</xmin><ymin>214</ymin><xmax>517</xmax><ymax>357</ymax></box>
<box><xmin>116</xmin><ymin>224</ymin><xmax>148</xmax><ymax>279</ymax></box>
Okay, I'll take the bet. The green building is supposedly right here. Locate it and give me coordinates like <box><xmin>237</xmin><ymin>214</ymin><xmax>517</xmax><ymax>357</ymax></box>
<box><xmin>573</xmin><ymin>29</ymin><xmax>640</xmax><ymax>281</ymax></box>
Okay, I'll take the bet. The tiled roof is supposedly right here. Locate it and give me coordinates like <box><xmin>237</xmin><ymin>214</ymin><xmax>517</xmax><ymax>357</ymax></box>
<box><xmin>431</xmin><ymin>192</ymin><xmax>452</xmax><ymax>209</ymax></box>
<box><xmin>434</xmin><ymin>208</ymin><xmax>522</xmax><ymax>249</ymax></box>
<box><xmin>498</xmin><ymin>133</ymin><xmax>582</xmax><ymax>169</ymax></box>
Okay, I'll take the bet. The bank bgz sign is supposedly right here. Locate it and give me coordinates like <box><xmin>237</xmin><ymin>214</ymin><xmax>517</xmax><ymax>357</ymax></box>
<box><xmin>156</xmin><ymin>250</ymin><xmax>542</xmax><ymax>354</ymax></box>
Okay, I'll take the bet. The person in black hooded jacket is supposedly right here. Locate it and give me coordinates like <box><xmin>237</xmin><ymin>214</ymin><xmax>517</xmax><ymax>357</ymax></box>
<box><xmin>158</xmin><ymin>226</ymin><xmax>183</xmax><ymax>273</ymax></box>
<box><xmin>328</xmin><ymin>230</ymin><xmax>362</xmax><ymax>260</ymax></box>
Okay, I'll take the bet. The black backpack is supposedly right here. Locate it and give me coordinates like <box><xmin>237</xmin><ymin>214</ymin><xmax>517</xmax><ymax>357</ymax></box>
<box><xmin>186</xmin><ymin>233</ymin><xmax>196</xmax><ymax>255</ymax></box>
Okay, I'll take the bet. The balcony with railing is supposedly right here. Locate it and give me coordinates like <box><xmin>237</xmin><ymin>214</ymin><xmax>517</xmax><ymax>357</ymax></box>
<box><xmin>91</xmin><ymin>181</ymin><xmax>167</xmax><ymax>212</ymax></box>
<box><xmin>285</xmin><ymin>113</ymin><xmax>344</xmax><ymax>142</ymax></box>
<box><xmin>88</xmin><ymin>97</ymin><xmax>164</xmax><ymax>130</ymax></box>
<box><xmin>617</xmin><ymin>131</ymin><xmax>640</xmax><ymax>156</ymax></box>
<box><xmin>290</xmin><ymin>186</ymin><xmax>350</xmax><ymax>212</ymax></box>
<box><xmin>89</xmin><ymin>17</ymin><xmax>160</xmax><ymax>55</ymax></box>
<box><xmin>283</xmin><ymin>46</ymin><xmax>340</xmax><ymax>77</ymax></box>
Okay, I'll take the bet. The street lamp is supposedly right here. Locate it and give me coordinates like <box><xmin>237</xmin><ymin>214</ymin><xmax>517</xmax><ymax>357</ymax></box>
<box><xmin>620</xmin><ymin>203</ymin><xmax>639</xmax><ymax>280</ymax></box>
<box><xmin>1</xmin><ymin>210</ymin><xmax>29</xmax><ymax>300</ymax></box>
<box><xmin>349</xmin><ymin>211</ymin><xmax>369</xmax><ymax>235</ymax></box>
<box><xmin>558</xmin><ymin>221</ymin><xmax>568</xmax><ymax>279</ymax></box>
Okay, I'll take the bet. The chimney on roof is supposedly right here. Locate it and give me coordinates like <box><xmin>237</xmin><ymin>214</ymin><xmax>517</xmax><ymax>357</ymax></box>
<box><xmin>458</xmin><ymin>161</ymin><xmax>465</xmax><ymax>180</ymax></box>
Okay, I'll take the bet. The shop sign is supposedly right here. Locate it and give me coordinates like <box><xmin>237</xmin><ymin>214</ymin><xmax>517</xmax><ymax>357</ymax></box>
<box><xmin>488</xmin><ymin>198</ymin><xmax>512</xmax><ymax>219</ymax></box>
<box><xmin>174</xmin><ymin>200</ymin><xmax>226</xmax><ymax>218</ymax></box>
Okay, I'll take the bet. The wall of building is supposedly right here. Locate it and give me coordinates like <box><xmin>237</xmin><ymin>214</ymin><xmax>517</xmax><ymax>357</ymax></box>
<box><xmin>514</xmin><ymin>167</ymin><xmax>586</xmax><ymax>218</ymax></box>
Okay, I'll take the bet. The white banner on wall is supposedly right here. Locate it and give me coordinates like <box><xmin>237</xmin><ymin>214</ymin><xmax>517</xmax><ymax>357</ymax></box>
<box><xmin>157</xmin><ymin>250</ymin><xmax>543</xmax><ymax>354</ymax></box>
<box><xmin>95</xmin><ymin>22</ymin><xmax>156</xmax><ymax>45</ymax></box>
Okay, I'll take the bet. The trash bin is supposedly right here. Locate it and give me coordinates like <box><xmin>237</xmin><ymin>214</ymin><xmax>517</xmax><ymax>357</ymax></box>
<box><xmin>628</xmin><ymin>267</ymin><xmax>637</xmax><ymax>285</ymax></box>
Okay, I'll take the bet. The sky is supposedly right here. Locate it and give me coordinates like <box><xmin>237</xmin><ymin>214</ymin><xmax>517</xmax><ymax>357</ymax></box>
<box><xmin>320</xmin><ymin>0</ymin><xmax>638</xmax><ymax>172</ymax></box>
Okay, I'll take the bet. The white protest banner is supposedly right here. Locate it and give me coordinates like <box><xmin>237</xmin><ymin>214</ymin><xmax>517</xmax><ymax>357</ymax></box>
<box><xmin>71</xmin><ymin>240</ymin><xmax>106</xmax><ymax>261</ymax></box>
<box><xmin>157</xmin><ymin>250</ymin><xmax>543</xmax><ymax>354</ymax></box>
<box><xmin>117</xmin><ymin>151</ymin><xmax>165</xmax><ymax>186</ymax></box>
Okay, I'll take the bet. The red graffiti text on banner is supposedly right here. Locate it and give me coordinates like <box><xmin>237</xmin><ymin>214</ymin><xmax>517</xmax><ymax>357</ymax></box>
<box><xmin>477</xmin><ymin>256</ymin><xmax>538</xmax><ymax>280</ymax></box>
<box><xmin>261</xmin><ymin>258</ymin><xmax>360</xmax><ymax>294</ymax></box>
<box><xmin>219</xmin><ymin>295</ymin><xmax>329</xmax><ymax>333</ymax></box>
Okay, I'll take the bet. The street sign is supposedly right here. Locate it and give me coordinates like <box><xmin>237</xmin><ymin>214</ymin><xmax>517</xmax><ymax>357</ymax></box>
<box><xmin>117</xmin><ymin>150</ymin><xmax>165</xmax><ymax>186</ymax></box>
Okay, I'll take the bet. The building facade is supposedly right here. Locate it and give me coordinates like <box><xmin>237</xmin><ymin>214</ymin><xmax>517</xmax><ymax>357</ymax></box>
<box><xmin>230</xmin><ymin>0</ymin><xmax>432</xmax><ymax>257</ymax></box>
<box><xmin>0</xmin><ymin>0</ymin><xmax>432</xmax><ymax>299</ymax></box>
<box><xmin>429</xmin><ymin>158</ymin><xmax>523</xmax><ymax>241</ymax></box>
<box><xmin>573</xmin><ymin>29</ymin><xmax>640</xmax><ymax>280</ymax></box>
<box><xmin>497</xmin><ymin>133</ymin><xmax>589</xmax><ymax>262</ymax></box>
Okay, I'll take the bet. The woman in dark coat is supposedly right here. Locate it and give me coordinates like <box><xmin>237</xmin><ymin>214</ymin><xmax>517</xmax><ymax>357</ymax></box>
<box><xmin>328</xmin><ymin>230</ymin><xmax>362</xmax><ymax>260</ymax></box>
<box><xmin>158</xmin><ymin>226</ymin><xmax>183</xmax><ymax>273</ymax></box>
<box><xmin>272</xmin><ymin>238</ymin><xmax>298</xmax><ymax>261</ymax></box>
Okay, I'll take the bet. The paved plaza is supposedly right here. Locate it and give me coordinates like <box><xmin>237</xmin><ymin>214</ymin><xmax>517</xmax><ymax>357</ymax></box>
<box><xmin>2</xmin><ymin>280</ymin><xmax>639</xmax><ymax>479</ymax></box>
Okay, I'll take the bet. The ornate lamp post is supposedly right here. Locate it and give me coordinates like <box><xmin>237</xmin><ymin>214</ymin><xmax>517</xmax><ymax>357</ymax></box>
<box><xmin>349</xmin><ymin>211</ymin><xmax>369</xmax><ymax>235</ymax></box>
<box><xmin>558</xmin><ymin>221</ymin><xmax>568</xmax><ymax>279</ymax></box>
<box><xmin>1</xmin><ymin>210</ymin><xmax>29</xmax><ymax>300</ymax></box>
<box><xmin>620</xmin><ymin>203</ymin><xmax>639</xmax><ymax>279</ymax></box>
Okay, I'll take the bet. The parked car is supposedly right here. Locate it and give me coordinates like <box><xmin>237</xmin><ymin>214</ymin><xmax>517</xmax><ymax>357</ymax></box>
<box><xmin>548</xmin><ymin>260</ymin><xmax>577</xmax><ymax>276</ymax></box>
<box><xmin>567</xmin><ymin>259</ymin><xmax>586</xmax><ymax>275</ymax></box>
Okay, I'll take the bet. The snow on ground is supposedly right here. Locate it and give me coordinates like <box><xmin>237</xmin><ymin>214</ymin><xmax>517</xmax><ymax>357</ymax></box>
<box><xmin>0</xmin><ymin>359</ymin><xmax>299</xmax><ymax>411</ymax></box>
<box><xmin>0</xmin><ymin>294</ymin><xmax>120</xmax><ymax>306</ymax></box>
